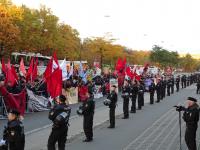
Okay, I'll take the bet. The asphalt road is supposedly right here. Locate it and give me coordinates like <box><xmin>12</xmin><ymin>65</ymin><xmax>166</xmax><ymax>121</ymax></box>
<box><xmin>66</xmin><ymin>85</ymin><xmax>200</xmax><ymax>150</ymax></box>
<box><xmin>0</xmin><ymin>95</ymin><xmax>110</xmax><ymax>137</ymax></box>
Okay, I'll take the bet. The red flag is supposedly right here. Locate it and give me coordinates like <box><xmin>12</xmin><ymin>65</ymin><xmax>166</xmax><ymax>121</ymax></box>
<box><xmin>6</xmin><ymin>59</ymin><xmax>11</xmax><ymax>70</ymax></box>
<box><xmin>135</xmin><ymin>74</ymin><xmax>141</xmax><ymax>81</ymax></box>
<box><xmin>32</xmin><ymin>58</ymin><xmax>38</xmax><ymax>81</ymax></box>
<box><xmin>11</xmin><ymin>65</ymin><xmax>18</xmax><ymax>81</ymax></box>
<box><xmin>143</xmin><ymin>63</ymin><xmax>149</xmax><ymax>73</ymax></box>
<box><xmin>115</xmin><ymin>58</ymin><xmax>123</xmax><ymax>71</ymax></box>
<box><xmin>19</xmin><ymin>58</ymin><xmax>26</xmax><ymax>76</ymax></box>
<box><xmin>44</xmin><ymin>51</ymin><xmax>59</xmax><ymax>80</ymax></box>
<box><xmin>0</xmin><ymin>86</ymin><xmax>20</xmax><ymax>111</ymax></box>
<box><xmin>26</xmin><ymin>57</ymin><xmax>34</xmax><ymax>82</ymax></box>
<box><xmin>126</xmin><ymin>67</ymin><xmax>134</xmax><ymax>79</ymax></box>
<box><xmin>115</xmin><ymin>58</ymin><xmax>126</xmax><ymax>73</ymax></box>
<box><xmin>5</xmin><ymin>67</ymin><xmax>16</xmax><ymax>87</ymax></box>
<box><xmin>1</xmin><ymin>58</ymin><xmax>6</xmax><ymax>73</ymax></box>
<box><xmin>46</xmin><ymin>68</ymin><xmax>62</xmax><ymax>98</ymax></box>
<box><xmin>0</xmin><ymin>87</ymin><xmax>26</xmax><ymax>116</ymax></box>
<box><xmin>13</xmin><ymin>89</ymin><xmax>26</xmax><ymax>116</ymax></box>
<box><xmin>78</xmin><ymin>85</ymin><xmax>88</xmax><ymax>102</ymax></box>
<box><xmin>44</xmin><ymin>52</ymin><xmax>62</xmax><ymax>98</ymax></box>
<box><xmin>44</xmin><ymin>58</ymin><xmax>53</xmax><ymax>80</ymax></box>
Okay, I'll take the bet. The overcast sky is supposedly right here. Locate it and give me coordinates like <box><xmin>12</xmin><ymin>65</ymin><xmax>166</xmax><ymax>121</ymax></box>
<box><xmin>12</xmin><ymin>0</ymin><xmax>200</xmax><ymax>54</ymax></box>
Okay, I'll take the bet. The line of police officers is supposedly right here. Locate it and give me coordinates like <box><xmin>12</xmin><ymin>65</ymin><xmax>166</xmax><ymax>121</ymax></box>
<box><xmin>1</xmin><ymin>74</ymin><xmax>199</xmax><ymax>150</ymax></box>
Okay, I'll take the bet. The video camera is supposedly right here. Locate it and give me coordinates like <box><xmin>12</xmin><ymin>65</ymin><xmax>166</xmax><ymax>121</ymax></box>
<box><xmin>174</xmin><ymin>105</ymin><xmax>185</xmax><ymax>112</ymax></box>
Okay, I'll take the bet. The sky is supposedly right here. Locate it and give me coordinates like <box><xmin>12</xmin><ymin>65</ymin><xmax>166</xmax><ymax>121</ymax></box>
<box><xmin>12</xmin><ymin>0</ymin><xmax>200</xmax><ymax>54</ymax></box>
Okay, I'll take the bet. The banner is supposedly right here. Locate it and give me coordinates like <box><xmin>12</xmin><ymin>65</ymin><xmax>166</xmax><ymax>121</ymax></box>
<box><xmin>65</xmin><ymin>87</ymin><xmax>78</xmax><ymax>104</ymax></box>
<box><xmin>110</xmin><ymin>78</ymin><xmax>119</xmax><ymax>93</ymax></box>
<box><xmin>27</xmin><ymin>89</ymin><xmax>49</xmax><ymax>112</ymax></box>
<box><xmin>94</xmin><ymin>85</ymin><xmax>103</xmax><ymax>99</ymax></box>
<box><xmin>0</xmin><ymin>87</ymin><xmax>26</xmax><ymax>116</ymax></box>
<box><xmin>144</xmin><ymin>78</ymin><xmax>153</xmax><ymax>91</ymax></box>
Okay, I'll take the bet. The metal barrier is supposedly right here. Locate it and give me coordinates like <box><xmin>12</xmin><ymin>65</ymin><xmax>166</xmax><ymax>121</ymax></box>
<box><xmin>0</xmin><ymin>96</ymin><xmax>7</xmax><ymax>120</ymax></box>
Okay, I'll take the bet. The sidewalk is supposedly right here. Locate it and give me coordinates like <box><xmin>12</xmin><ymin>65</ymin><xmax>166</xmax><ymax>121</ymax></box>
<box><xmin>25</xmin><ymin>93</ymin><xmax>151</xmax><ymax>150</ymax></box>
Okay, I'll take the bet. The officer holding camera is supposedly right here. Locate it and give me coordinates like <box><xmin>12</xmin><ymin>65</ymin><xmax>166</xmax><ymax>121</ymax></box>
<box><xmin>176</xmin><ymin>97</ymin><xmax>199</xmax><ymax>150</ymax></box>
<box><xmin>48</xmin><ymin>95</ymin><xmax>71</xmax><ymax>150</ymax></box>
<box><xmin>105</xmin><ymin>85</ymin><xmax>118</xmax><ymax>128</ymax></box>
<box><xmin>2</xmin><ymin>109</ymin><xmax>25</xmax><ymax>150</ymax></box>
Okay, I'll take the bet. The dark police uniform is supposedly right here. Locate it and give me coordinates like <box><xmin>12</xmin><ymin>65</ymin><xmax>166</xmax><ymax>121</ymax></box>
<box><xmin>122</xmin><ymin>85</ymin><xmax>130</xmax><ymax>118</ymax></box>
<box><xmin>175</xmin><ymin>76</ymin><xmax>180</xmax><ymax>92</ymax></box>
<box><xmin>82</xmin><ymin>96</ymin><xmax>95</xmax><ymax>141</ymax></box>
<box><xmin>171</xmin><ymin>77</ymin><xmax>175</xmax><ymax>94</ymax></box>
<box><xmin>48</xmin><ymin>103</ymin><xmax>71</xmax><ymax>150</ymax></box>
<box><xmin>183</xmin><ymin>103</ymin><xmax>199</xmax><ymax>150</ymax></box>
<box><xmin>130</xmin><ymin>83</ymin><xmax>138</xmax><ymax>113</ymax></box>
<box><xmin>167</xmin><ymin>79</ymin><xmax>171</xmax><ymax>96</ymax></box>
<box><xmin>163</xmin><ymin>79</ymin><xmax>167</xmax><ymax>98</ymax></box>
<box><xmin>197</xmin><ymin>80</ymin><xmax>200</xmax><ymax>94</ymax></box>
<box><xmin>138</xmin><ymin>84</ymin><xmax>144</xmax><ymax>110</ymax></box>
<box><xmin>149</xmin><ymin>82</ymin><xmax>155</xmax><ymax>104</ymax></box>
<box><xmin>187</xmin><ymin>76</ymin><xmax>190</xmax><ymax>87</ymax></box>
<box><xmin>3</xmin><ymin>119</ymin><xmax>25</xmax><ymax>150</ymax></box>
<box><xmin>107</xmin><ymin>90</ymin><xmax>117</xmax><ymax>128</ymax></box>
<box><xmin>155</xmin><ymin>81</ymin><xmax>161</xmax><ymax>103</ymax></box>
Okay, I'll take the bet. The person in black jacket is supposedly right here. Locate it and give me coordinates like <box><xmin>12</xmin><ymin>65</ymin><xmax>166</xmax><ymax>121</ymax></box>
<box><xmin>3</xmin><ymin>109</ymin><xmax>25</xmax><ymax>150</ymax></box>
<box><xmin>171</xmin><ymin>76</ymin><xmax>175</xmax><ymax>94</ymax></box>
<box><xmin>149</xmin><ymin>81</ymin><xmax>155</xmax><ymax>104</ymax></box>
<box><xmin>130</xmin><ymin>80</ymin><xmax>138</xmax><ymax>113</ymax></box>
<box><xmin>182</xmin><ymin>97</ymin><xmax>199</xmax><ymax>150</ymax></box>
<box><xmin>122</xmin><ymin>80</ymin><xmax>130</xmax><ymax>119</ymax></box>
<box><xmin>155</xmin><ymin>79</ymin><xmax>162</xmax><ymax>103</ymax></box>
<box><xmin>138</xmin><ymin>81</ymin><xmax>144</xmax><ymax>110</ymax></box>
<box><xmin>82</xmin><ymin>91</ymin><xmax>95</xmax><ymax>142</ymax></box>
<box><xmin>196</xmin><ymin>80</ymin><xmax>200</xmax><ymax>94</ymax></box>
<box><xmin>107</xmin><ymin>85</ymin><xmax>118</xmax><ymax>128</ymax></box>
<box><xmin>167</xmin><ymin>79</ymin><xmax>171</xmax><ymax>96</ymax></box>
<box><xmin>48</xmin><ymin>95</ymin><xmax>71</xmax><ymax>150</ymax></box>
<box><xmin>175</xmin><ymin>75</ymin><xmax>180</xmax><ymax>92</ymax></box>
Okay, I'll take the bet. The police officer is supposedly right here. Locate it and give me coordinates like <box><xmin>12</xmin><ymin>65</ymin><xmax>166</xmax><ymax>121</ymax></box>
<box><xmin>182</xmin><ymin>97</ymin><xmax>199</xmax><ymax>150</ymax></box>
<box><xmin>82</xmin><ymin>91</ymin><xmax>95</xmax><ymax>142</ymax></box>
<box><xmin>187</xmin><ymin>76</ymin><xmax>190</xmax><ymax>87</ymax></box>
<box><xmin>122</xmin><ymin>80</ymin><xmax>130</xmax><ymax>119</ymax></box>
<box><xmin>171</xmin><ymin>76</ymin><xmax>175</xmax><ymax>94</ymax></box>
<box><xmin>162</xmin><ymin>77</ymin><xmax>167</xmax><ymax>98</ymax></box>
<box><xmin>175</xmin><ymin>75</ymin><xmax>180</xmax><ymax>92</ymax></box>
<box><xmin>107</xmin><ymin>85</ymin><xmax>117</xmax><ymax>128</ymax></box>
<box><xmin>196</xmin><ymin>80</ymin><xmax>200</xmax><ymax>94</ymax></box>
<box><xmin>130</xmin><ymin>80</ymin><xmax>138</xmax><ymax>113</ymax></box>
<box><xmin>3</xmin><ymin>109</ymin><xmax>25</xmax><ymax>150</ymax></box>
<box><xmin>155</xmin><ymin>79</ymin><xmax>162</xmax><ymax>103</ymax></box>
<box><xmin>138</xmin><ymin>81</ymin><xmax>144</xmax><ymax>110</ymax></box>
<box><xmin>149</xmin><ymin>81</ymin><xmax>155</xmax><ymax>104</ymax></box>
<box><xmin>184</xmin><ymin>75</ymin><xmax>187</xmax><ymax>88</ymax></box>
<box><xmin>48</xmin><ymin>95</ymin><xmax>71</xmax><ymax>150</ymax></box>
<box><xmin>167</xmin><ymin>78</ymin><xmax>171</xmax><ymax>96</ymax></box>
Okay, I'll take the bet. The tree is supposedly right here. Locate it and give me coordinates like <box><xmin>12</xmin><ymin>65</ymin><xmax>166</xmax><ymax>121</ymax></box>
<box><xmin>0</xmin><ymin>1</ymin><xmax>22</xmax><ymax>57</ymax></box>
<box><xmin>150</xmin><ymin>45</ymin><xmax>179</xmax><ymax>68</ymax></box>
